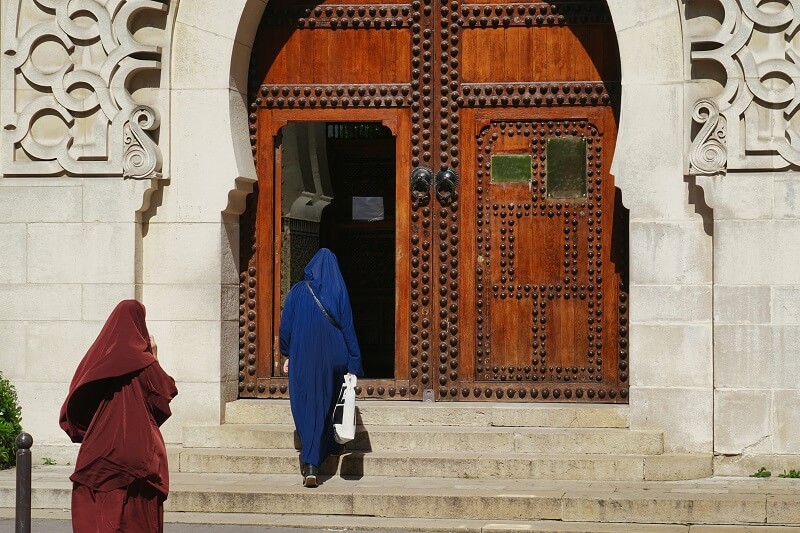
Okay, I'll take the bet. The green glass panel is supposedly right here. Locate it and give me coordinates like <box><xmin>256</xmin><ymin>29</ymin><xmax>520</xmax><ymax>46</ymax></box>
<box><xmin>491</xmin><ymin>154</ymin><xmax>532</xmax><ymax>184</ymax></box>
<box><xmin>546</xmin><ymin>137</ymin><xmax>587</xmax><ymax>199</ymax></box>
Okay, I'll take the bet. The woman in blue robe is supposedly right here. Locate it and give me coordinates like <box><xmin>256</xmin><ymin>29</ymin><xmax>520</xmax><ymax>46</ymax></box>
<box><xmin>279</xmin><ymin>248</ymin><xmax>363</xmax><ymax>487</ymax></box>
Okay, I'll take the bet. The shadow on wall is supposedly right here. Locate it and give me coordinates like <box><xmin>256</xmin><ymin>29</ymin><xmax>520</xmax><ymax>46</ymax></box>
<box><xmin>685</xmin><ymin>176</ymin><xmax>714</xmax><ymax>237</ymax></box>
<box><xmin>611</xmin><ymin>187</ymin><xmax>630</xmax><ymax>285</ymax></box>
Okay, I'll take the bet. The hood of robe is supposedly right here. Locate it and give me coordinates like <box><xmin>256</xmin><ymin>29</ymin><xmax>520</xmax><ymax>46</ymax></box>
<box><xmin>59</xmin><ymin>300</ymin><xmax>156</xmax><ymax>442</ymax></box>
<box><xmin>303</xmin><ymin>247</ymin><xmax>349</xmax><ymax>318</ymax></box>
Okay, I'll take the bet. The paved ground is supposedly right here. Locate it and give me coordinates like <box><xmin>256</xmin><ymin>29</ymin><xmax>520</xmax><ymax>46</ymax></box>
<box><xmin>0</xmin><ymin>518</ymin><xmax>402</xmax><ymax>533</ymax></box>
<box><xmin>0</xmin><ymin>509</ymin><xmax>406</xmax><ymax>533</ymax></box>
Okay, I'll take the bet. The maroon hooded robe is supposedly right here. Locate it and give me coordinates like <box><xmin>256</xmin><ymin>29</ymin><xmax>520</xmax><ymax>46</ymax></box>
<box><xmin>59</xmin><ymin>300</ymin><xmax>177</xmax><ymax>532</ymax></box>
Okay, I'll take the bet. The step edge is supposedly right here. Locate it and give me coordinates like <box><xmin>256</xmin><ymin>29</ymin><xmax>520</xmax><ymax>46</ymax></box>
<box><xmin>177</xmin><ymin>449</ymin><xmax>710</xmax><ymax>463</ymax></box>
<box><xmin>187</xmin><ymin>424</ymin><xmax>658</xmax><ymax>435</ymax></box>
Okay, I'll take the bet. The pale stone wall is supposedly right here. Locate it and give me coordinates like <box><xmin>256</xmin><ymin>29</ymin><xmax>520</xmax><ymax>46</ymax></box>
<box><xmin>685</xmin><ymin>0</ymin><xmax>800</xmax><ymax>469</ymax></box>
<box><xmin>0</xmin><ymin>0</ymin><xmax>797</xmax><ymax>472</ymax></box>
<box><xmin>0</xmin><ymin>0</ymin><xmax>262</xmax><ymax>451</ymax></box>
<box><xmin>137</xmin><ymin>0</ymin><xmax>262</xmax><ymax>443</ymax></box>
<box><xmin>0</xmin><ymin>178</ymin><xmax>149</xmax><ymax>447</ymax></box>
<box><xmin>0</xmin><ymin>0</ymin><xmax>198</xmax><ymax>450</ymax></box>
<box><xmin>607</xmin><ymin>0</ymin><xmax>715</xmax><ymax>454</ymax></box>
<box><xmin>701</xmin><ymin>174</ymin><xmax>800</xmax><ymax>465</ymax></box>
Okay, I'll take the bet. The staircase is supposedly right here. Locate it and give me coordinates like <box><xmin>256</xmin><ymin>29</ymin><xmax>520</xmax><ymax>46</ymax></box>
<box><xmin>179</xmin><ymin>400</ymin><xmax>710</xmax><ymax>482</ymax></box>
<box><xmin>4</xmin><ymin>400</ymin><xmax>800</xmax><ymax>531</ymax></box>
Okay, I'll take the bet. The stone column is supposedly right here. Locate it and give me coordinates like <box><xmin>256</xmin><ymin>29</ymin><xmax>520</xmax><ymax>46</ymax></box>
<box><xmin>608</xmin><ymin>0</ymin><xmax>715</xmax><ymax>453</ymax></box>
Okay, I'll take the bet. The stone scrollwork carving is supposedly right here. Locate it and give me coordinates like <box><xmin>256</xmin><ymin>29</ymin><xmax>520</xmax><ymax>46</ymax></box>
<box><xmin>688</xmin><ymin>0</ymin><xmax>800</xmax><ymax>172</ymax></box>
<box><xmin>1</xmin><ymin>0</ymin><xmax>167</xmax><ymax>178</ymax></box>
<box><xmin>689</xmin><ymin>99</ymin><xmax>727</xmax><ymax>175</ymax></box>
<box><xmin>123</xmin><ymin>105</ymin><xmax>162</xmax><ymax>180</ymax></box>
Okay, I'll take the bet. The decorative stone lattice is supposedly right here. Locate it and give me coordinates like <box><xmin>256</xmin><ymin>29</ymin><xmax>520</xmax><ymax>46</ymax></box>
<box><xmin>1</xmin><ymin>0</ymin><xmax>167</xmax><ymax>178</ymax></box>
<box><xmin>689</xmin><ymin>1</ymin><xmax>800</xmax><ymax>173</ymax></box>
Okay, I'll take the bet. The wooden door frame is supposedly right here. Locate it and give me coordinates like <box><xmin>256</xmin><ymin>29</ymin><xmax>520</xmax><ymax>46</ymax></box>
<box><xmin>254</xmin><ymin>107</ymin><xmax>413</xmax><ymax>398</ymax></box>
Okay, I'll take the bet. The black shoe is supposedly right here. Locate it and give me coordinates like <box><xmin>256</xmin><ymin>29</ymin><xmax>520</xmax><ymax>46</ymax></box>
<box><xmin>300</xmin><ymin>463</ymin><xmax>308</xmax><ymax>476</ymax></box>
<box><xmin>303</xmin><ymin>465</ymin><xmax>318</xmax><ymax>488</ymax></box>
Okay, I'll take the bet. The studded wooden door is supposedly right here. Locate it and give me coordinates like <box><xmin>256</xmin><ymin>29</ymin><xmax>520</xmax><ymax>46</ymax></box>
<box><xmin>241</xmin><ymin>0</ymin><xmax>627</xmax><ymax>402</ymax></box>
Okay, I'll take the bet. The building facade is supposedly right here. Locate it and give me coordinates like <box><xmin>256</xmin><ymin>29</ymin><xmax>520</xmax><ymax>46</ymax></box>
<box><xmin>1</xmin><ymin>0</ymin><xmax>799</xmax><ymax>473</ymax></box>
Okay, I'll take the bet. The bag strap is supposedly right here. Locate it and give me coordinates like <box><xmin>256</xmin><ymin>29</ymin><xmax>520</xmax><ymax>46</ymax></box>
<box><xmin>305</xmin><ymin>281</ymin><xmax>341</xmax><ymax>330</ymax></box>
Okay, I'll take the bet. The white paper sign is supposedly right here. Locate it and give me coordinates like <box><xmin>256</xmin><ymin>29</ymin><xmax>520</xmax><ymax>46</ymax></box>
<box><xmin>352</xmin><ymin>196</ymin><xmax>384</xmax><ymax>221</ymax></box>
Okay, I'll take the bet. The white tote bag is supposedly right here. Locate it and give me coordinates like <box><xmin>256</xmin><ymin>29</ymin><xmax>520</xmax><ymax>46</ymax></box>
<box><xmin>332</xmin><ymin>374</ymin><xmax>357</xmax><ymax>444</ymax></box>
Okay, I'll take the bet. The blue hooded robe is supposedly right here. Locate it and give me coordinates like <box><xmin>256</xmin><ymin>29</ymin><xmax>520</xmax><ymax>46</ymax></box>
<box><xmin>279</xmin><ymin>248</ymin><xmax>364</xmax><ymax>468</ymax></box>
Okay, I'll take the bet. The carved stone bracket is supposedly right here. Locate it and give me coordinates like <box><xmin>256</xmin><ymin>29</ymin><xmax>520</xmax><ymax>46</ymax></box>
<box><xmin>689</xmin><ymin>99</ymin><xmax>727</xmax><ymax>175</ymax></box>
<box><xmin>1</xmin><ymin>0</ymin><xmax>167</xmax><ymax>178</ymax></box>
<box><xmin>688</xmin><ymin>0</ymin><xmax>800</xmax><ymax>173</ymax></box>
<box><xmin>123</xmin><ymin>105</ymin><xmax>162</xmax><ymax>180</ymax></box>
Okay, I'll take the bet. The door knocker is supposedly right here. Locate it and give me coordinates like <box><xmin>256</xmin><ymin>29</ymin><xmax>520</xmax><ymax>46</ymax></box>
<box><xmin>410</xmin><ymin>167</ymin><xmax>433</xmax><ymax>206</ymax></box>
<box><xmin>435</xmin><ymin>168</ymin><xmax>459</xmax><ymax>206</ymax></box>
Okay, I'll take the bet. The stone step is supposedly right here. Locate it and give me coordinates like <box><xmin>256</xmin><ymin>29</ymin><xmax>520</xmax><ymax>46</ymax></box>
<box><xmin>225</xmin><ymin>399</ymin><xmax>630</xmax><ymax>428</ymax></box>
<box><xmin>183</xmin><ymin>423</ymin><xmax>663</xmax><ymax>455</ymax></box>
<box><xmin>1</xmin><ymin>467</ymin><xmax>797</xmax><ymax>526</ymax></box>
<box><xmin>177</xmin><ymin>447</ymin><xmax>711</xmax><ymax>481</ymax></box>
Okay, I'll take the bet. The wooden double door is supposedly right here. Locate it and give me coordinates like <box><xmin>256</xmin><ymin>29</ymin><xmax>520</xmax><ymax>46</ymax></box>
<box><xmin>239</xmin><ymin>0</ymin><xmax>629</xmax><ymax>402</ymax></box>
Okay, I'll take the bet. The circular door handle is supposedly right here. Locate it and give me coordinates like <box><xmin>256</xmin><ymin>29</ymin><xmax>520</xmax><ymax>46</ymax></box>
<box><xmin>410</xmin><ymin>167</ymin><xmax>433</xmax><ymax>205</ymax></box>
<box><xmin>435</xmin><ymin>168</ymin><xmax>459</xmax><ymax>205</ymax></box>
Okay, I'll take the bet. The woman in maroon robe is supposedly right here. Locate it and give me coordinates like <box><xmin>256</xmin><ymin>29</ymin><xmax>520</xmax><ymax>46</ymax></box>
<box><xmin>59</xmin><ymin>300</ymin><xmax>178</xmax><ymax>532</ymax></box>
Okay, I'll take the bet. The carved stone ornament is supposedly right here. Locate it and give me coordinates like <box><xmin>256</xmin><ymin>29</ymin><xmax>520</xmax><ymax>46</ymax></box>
<box><xmin>689</xmin><ymin>99</ymin><xmax>727</xmax><ymax>175</ymax></box>
<box><xmin>688</xmin><ymin>0</ymin><xmax>800</xmax><ymax>172</ymax></box>
<box><xmin>1</xmin><ymin>0</ymin><xmax>167</xmax><ymax>178</ymax></box>
<box><xmin>123</xmin><ymin>105</ymin><xmax>162</xmax><ymax>179</ymax></box>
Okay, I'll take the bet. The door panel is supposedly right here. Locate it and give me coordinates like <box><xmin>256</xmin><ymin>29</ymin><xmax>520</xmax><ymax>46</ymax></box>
<box><xmin>242</xmin><ymin>1</ymin><xmax>627</xmax><ymax>402</ymax></box>
<box><xmin>462</xmin><ymin>26</ymin><xmax>615</xmax><ymax>82</ymax></box>
<box><xmin>458</xmin><ymin>107</ymin><xmax>624</xmax><ymax>401</ymax></box>
<box><xmin>262</xmin><ymin>29</ymin><xmax>411</xmax><ymax>85</ymax></box>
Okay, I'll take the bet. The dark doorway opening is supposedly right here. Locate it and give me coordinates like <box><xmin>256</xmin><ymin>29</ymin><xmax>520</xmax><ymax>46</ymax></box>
<box><xmin>281</xmin><ymin>122</ymin><xmax>396</xmax><ymax>379</ymax></box>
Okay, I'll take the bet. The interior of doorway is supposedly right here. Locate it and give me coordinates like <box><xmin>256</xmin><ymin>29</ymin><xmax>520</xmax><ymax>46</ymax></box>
<box><xmin>280</xmin><ymin>121</ymin><xmax>397</xmax><ymax>379</ymax></box>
